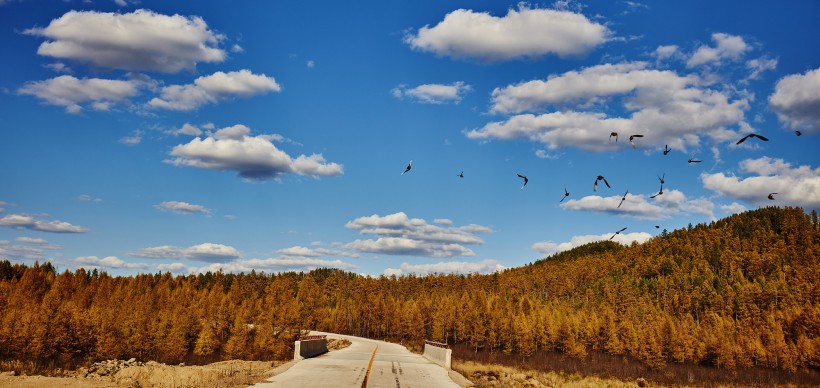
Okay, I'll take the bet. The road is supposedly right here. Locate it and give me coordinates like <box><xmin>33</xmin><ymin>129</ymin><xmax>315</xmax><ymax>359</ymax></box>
<box><xmin>250</xmin><ymin>331</ymin><xmax>462</xmax><ymax>388</ymax></box>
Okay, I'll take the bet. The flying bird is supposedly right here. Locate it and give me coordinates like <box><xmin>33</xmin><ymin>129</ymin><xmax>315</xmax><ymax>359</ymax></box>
<box><xmin>617</xmin><ymin>189</ymin><xmax>629</xmax><ymax>208</ymax></box>
<box><xmin>609</xmin><ymin>132</ymin><xmax>618</xmax><ymax>142</ymax></box>
<box><xmin>610</xmin><ymin>227</ymin><xmax>627</xmax><ymax>240</ymax></box>
<box><xmin>658</xmin><ymin>173</ymin><xmax>665</xmax><ymax>185</ymax></box>
<box><xmin>795</xmin><ymin>130</ymin><xmax>802</xmax><ymax>136</ymax></box>
<box><xmin>458</xmin><ymin>171</ymin><xmax>464</xmax><ymax>178</ymax></box>
<box><xmin>560</xmin><ymin>186</ymin><xmax>570</xmax><ymax>203</ymax></box>
<box><xmin>593</xmin><ymin>175</ymin><xmax>611</xmax><ymax>192</ymax></box>
<box><xmin>663</xmin><ymin>145</ymin><xmax>671</xmax><ymax>155</ymax></box>
<box><xmin>629</xmin><ymin>134</ymin><xmax>644</xmax><ymax>149</ymax></box>
<box><xmin>517</xmin><ymin>174</ymin><xmax>528</xmax><ymax>189</ymax></box>
<box><xmin>402</xmin><ymin>160</ymin><xmax>412</xmax><ymax>175</ymax></box>
<box><xmin>768</xmin><ymin>193</ymin><xmax>777</xmax><ymax>200</ymax></box>
<box><xmin>688</xmin><ymin>158</ymin><xmax>702</xmax><ymax>163</ymax></box>
<box><xmin>736</xmin><ymin>133</ymin><xmax>769</xmax><ymax>145</ymax></box>
<box><xmin>650</xmin><ymin>186</ymin><xmax>664</xmax><ymax>199</ymax></box>
<box><xmin>655</xmin><ymin>225</ymin><xmax>660</xmax><ymax>229</ymax></box>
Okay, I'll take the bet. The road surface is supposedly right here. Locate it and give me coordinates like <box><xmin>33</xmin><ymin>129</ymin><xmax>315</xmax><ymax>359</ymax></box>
<box><xmin>251</xmin><ymin>331</ymin><xmax>462</xmax><ymax>388</ymax></box>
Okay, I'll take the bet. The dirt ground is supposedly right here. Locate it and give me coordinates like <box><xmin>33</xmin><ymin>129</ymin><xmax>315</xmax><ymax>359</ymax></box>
<box><xmin>0</xmin><ymin>360</ymin><xmax>281</xmax><ymax>388</ymax></box>
<box><xmin>0</xmin><ymin>338</ymin><xmax>353</xmax><ymax>388</ymax></box>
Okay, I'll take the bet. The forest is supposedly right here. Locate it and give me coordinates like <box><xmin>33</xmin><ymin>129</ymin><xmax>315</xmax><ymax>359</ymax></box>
<box><xmin>0</xmin><ymin>206</ymin><xmax>817</xmax><ymax>376</ymax></box>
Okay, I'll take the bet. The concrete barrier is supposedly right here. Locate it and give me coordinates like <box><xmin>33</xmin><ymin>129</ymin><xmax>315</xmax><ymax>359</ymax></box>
<box><xmin>422</xmin><ymin>340</ymin><xmax>452</xmax><ymax>369</ymax></box>
<box><xmin>294</xmin><ymin>335</ymin><xmax>328</xmax><ymax>360</ymax></box>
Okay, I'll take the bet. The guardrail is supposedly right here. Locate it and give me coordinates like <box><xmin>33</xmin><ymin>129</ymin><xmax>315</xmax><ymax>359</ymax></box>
<box><xmin>423</xmin><ymin>340</ymin><xmax>452</xmax><ymax>369</ymax></box>
<box><xmin>424</xmin><ymin>340</ymin><xmax>450</xmax><ymax>349</ymax></box>
<box><xmin>299</xmin><ymin>335</ymin><xmax>327</xmax><ymax>341</ymax></box>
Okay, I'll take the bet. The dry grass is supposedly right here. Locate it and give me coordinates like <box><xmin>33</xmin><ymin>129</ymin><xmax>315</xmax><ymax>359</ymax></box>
<box><xmin>327</xmin><ymin>338</ymin><xmax>352</xmax><ymax>351</ymax></box>
<box><xmin>453</xmin><ymin>360</ymin><xmax>643</xmax><ymax>388</ymax></box>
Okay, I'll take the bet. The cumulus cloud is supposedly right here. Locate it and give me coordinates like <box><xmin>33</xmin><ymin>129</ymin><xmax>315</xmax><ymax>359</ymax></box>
<box><xmin>130</xmin><ymin>242</ymin><xmax>241</xmax><ymax>262</ymax></box>
<box><xmin>24</xmin><ymin>9</ymin><xmax>226</xmax><ymax>73</ymax></box>
<box><xmin>686</xmin><ymin>33</ymin><xmax>750</xmax><ymax>68</ymax></box>
<box><xmin>701</xmin><ymin>157</ymin><xmax>820</xmax><ymax>209</ymax></box>
<box><xmin>18</xmin><ymin>75</ymin><xmax>139</xmax><ymax>113</ymax></box>
<box><xmin>405</xmin><ymin>5</ymin><xmax>610</xmax><ymax>62</ymax></box>
<box><xmin>149</xmin><ymin>69</ymin><xmax>280</xmax><ymax>111</ymax></box>
<box><xmin>720</xmin><ymin>202</ymin><xmax>747</xmax><ymax>215</ymax></box>
<box><xmin>532</xmin><ymin>231</ymin><xmax>653</xmax><ymax>256</ymax></box>
<box><xmin>343</xmin><ymin>212</ymin><xmax>491</xmax><ymax>258</ymax></box>
<box><xmin>653</xmin><ymin>45</ymin><xmax>680</xmax><ymax>62</ymax></box>
<box><xmin>561</xmin><ymin>189</ymin><xmax>715</xmax><ymax>220</ymax></box>
<box><xmin>75</xmin><ymin>256</ymin><xmax>148</xmax><ymax>270</ymax></box>
<box><xmin>0</xmin><ymin>213</ymin><xmax>87</xmax><ymax>233</ymax></box>
<box><xmin>119</xmin><ymin>130</ymin><xmax>143</xmax><ymax>145</ymax></box>
<box><xmin>167</xmin><ymin>123</ymin><xmax>203</xmax><ymax>136</ymax></box>
<box><xmin>392</xmin><ymin>81</ymin><xmax>472</xmax><ymax>104</ymax></box>
<box><xmin>155</xmin><ymin>200</ymin><xmax>210</xmax><ymax>215</ymax></box>
<box><xmin>194</xmin><ymin>256</ymin><xmax>357</xmax><ymax>274</ymax></box>
<box><xmin>167</xmin><ymin>124</ymin><xmax>343</xmax><ymax>180</ymax></box>
<box><xmin>769</xmin><ymin>67</ymin><xmax>820</xmax><ymax>133</ymax></box>
<box><xmin>382</xmin><ymin>259</ymin><xmax>505</xmax><ymax>276</ymax></box>
<box><xmin>469</xmin><ymin>62</ymin><xmax>748</xmax><ymax>152</ymax></box>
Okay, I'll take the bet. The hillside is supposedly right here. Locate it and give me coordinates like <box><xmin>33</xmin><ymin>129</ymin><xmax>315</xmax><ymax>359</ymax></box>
<box><xmin>0</xmin><ymin>206</ymin><xmax>817</xmax><ymax>379</ymax></box>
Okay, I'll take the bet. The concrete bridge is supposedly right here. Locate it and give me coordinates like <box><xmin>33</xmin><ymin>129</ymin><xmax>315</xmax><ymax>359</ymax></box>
<box><xmin>250</xmin><ymin>331</ymin><xmax>468</xmax><ymax>387</ymax></box>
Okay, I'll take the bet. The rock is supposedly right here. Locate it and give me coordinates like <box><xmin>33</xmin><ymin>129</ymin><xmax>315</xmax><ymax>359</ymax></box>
<box><xmin>128</xmin><ymin>358</ymin><xmax>136</xmax><ymax>363</ymax></box>
<box><xmin>637</xmin><ymin>377</ymin><xmax>648</xmax><ymax>387</ymax></box>
<box><xmin>1</xmin><ymin>371</ymin><xmax>16</xmax><ymax>376</ymax></box>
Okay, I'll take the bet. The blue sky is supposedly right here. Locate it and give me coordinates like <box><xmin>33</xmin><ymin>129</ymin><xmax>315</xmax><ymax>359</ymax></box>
<box><xmin>1</xmin><ymin>0</ymin><xmax>819</xmax><ymax>277</ymax></box>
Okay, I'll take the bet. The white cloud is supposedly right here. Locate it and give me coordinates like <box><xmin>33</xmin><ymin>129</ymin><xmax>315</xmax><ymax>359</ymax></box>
<box><xmin>701</xmin><ymin>157</ymin><xmax>820</xmax><ymax>209</ymax></box>
<box><xmin>532</xmin><ymin>231</ymin><xmax>653</xmax><ymax>256</ymax></box>
<box><xmin>343</xmin><ymin>212</ymin><xmax>491</xmax><ymax>258</ymax></box>
<box><xmin>156</xmin><ymin>262</ymin><xmax>190</xmax><ymax>273</ymax></box>
<box><xmin>745</xmin><ymin>56</ymin><xmax>777</xmax><ymax>81</ymax></box>
<box><xmin>25</xmin><ymin>9</ymin><xmax>226</xmax><ymax>73</ymax></box>
<box><xmin>392</xmin><ymin>81</ymin><xmax>471</xmax><ymax>104</ymax></box>
<box><xmin>383</xmin><ymin>259</ymin><xmax>505</xmax><ymax>276</ymax></box>
<box><xmin>167</xmin><ymin>123</ymin><xmax>203</xmax><ymax>136</ymax></box>
<box><xmin>149</xmin><ymin>69</ymin><xmax>280</xmax><ymax>111</ymax></box>
<box><xmin>469</xmin><ymin>62</ymin><xmax>748</xmax><ymax>152</ymax></box>
<box><xmin>15</xmin><ymin>237</ymin><xmax>61</xmax><ymax>250</ymax></box>
<box><xmin>561</xmin><ymin>189</ymin><xmax>715</xmax><ymax>220</ymax></box>
<box><xmin>769</xmin><ymin>67</ymin><xmax>820</xmax><ymax>133</ymax></box>
<box><xmin>155</xmin><ymin>200</ymin><xmax>210</xmax><ymax>215</ymax></box>
<box><xmin>77</xmin><ymin>194</ymin><xmax>102</xmax><ymax>202</ymax></box>
<box><xmin>653</xmin><ymin>45</ymin><xmax>680</xmax><ymax>62</ymax></box>
<box><xmin>405</xmin><ymin>5</ymin><xmax>610</xmax><ymax>62</ymax></box>
<box><xmin>194</xmin><ymin>256</ymin><xmax>357</xmax><ymax>274</ymax></box>
<box><xmin>75</xmin><ymin>256</ymin><xmax>148</xmax><ymax>270</ymax></box>
<box><xmin>18</xmin><ymin>75</ymin><xmax>139</xmax><ymax>113</ymax></box>
<box><xmin>686</xmin><ymin>33</ymin><xmax>750</xmax><ymax>68</ymax></box>
<box><xmin>167</xmin><ymin>124</ymin><xmax>343</xmax><ymax>180</ymax></box>
<box><xmin>307</xmin><ymin>60</ymin><xmax>315</xmax><ymax>69</ymax></box>
<box><xmin>130</xmin><ymin>242</ymin><xmax>241</xmax><ymax>263</ymax></box>
<box><xmin>433</xmin><ymin>218</ymin><xmax>453</xmax><ymax>226</ymax></box>
<box><xmin>720</xmin><ymin>202</ymin><xmax>746</xmax><ymax>215</ymax></box>
<box><xmin>0</xmin><ymin>213</ymin><xmax>87</xmax><ymax>233</ymax></box>
<box><xmin>43</xmin><ymin>62</ymin><xmax>71</xmax><ymax>73</ymax></box>
<box><xmin>231</xmin><ymin>44</ymin><xmax>244</xmax><ymax>53</ymax></box>
<box><xmin>119</xmin><ymin>130</ymin><xmax>143</xmax><ymax>145</ymax></box>
<box><xmin>276</xmin><ymin>246</ymin><xmax>319</xmax><ymax>257</ymax></box>
<box><xmin>0</xmin><ymin>240</ymin><xmax>49</xmax><ymax>260</ymax></box>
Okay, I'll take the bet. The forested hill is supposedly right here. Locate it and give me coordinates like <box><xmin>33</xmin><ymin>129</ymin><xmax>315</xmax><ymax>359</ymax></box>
<box><xmin>0</xmin><ymin>206</ymin><xmax>817</xmax><ymax>374</ymax></box>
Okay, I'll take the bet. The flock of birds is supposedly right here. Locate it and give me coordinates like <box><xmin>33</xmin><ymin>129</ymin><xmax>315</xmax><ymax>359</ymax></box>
<box><xmin>401</xmin><ymin>131</ymin><xmax>785</xmax><ymax>241</ymax></box>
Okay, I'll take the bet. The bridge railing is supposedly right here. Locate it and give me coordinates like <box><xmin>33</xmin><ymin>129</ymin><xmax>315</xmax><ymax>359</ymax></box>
<box><xmin>423</xmin><ymin>339</ymin><xmax>452</xmax><ymax>369</ymax></box>
<box><xmin>294</xmin><ymin>335</ymin><xmax>328</xmax><ymax>360</ymax></box>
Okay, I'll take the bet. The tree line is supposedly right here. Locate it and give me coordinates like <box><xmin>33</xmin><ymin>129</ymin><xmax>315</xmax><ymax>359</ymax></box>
<box><xmin>0</xmin><ymin>206</ymin><xmax>817</xmax><ymax>373</ymax></box>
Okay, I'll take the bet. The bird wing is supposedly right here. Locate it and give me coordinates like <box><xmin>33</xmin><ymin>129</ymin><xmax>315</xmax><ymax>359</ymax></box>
<box><xmin>736</xmin><ymin>135</ymin><xmax>749</xmax><ymax>144</ymax></box>
<box><xmin>517</xmin><ymin>174</ymin><xmax>525</xmax><ymax>179</ymax></box>
<box><xmin>755</xmin><ymin>134</ymin><xmax>770</xmax><ymax>141</ymax></box>
<box><xmin>603</xmin><ymin>177</ymin><xmax>611</xmax><ymax>188</ymax></box>
<box><xmin>593</xmin><ymin>180</ymin><xmax>598</xmax><ymax>192</ymax></box>
<box><xmin>619</xmin><ymin>227</ymin><xmax>627</xmax><ymax>233</ymax></box>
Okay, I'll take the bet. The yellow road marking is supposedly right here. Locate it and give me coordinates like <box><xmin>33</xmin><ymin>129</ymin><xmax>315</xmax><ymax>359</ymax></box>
<box><xmin>361</xmin><ymin>345</ymin><xmax>378</xmax><ymax>387</ymax></box>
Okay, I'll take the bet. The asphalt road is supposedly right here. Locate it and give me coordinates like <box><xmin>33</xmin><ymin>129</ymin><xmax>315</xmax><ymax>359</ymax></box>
<box><xmin>251</xmin><ymin>331</ymin><xmax>462</xmax><ymax>388</ymax></box>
